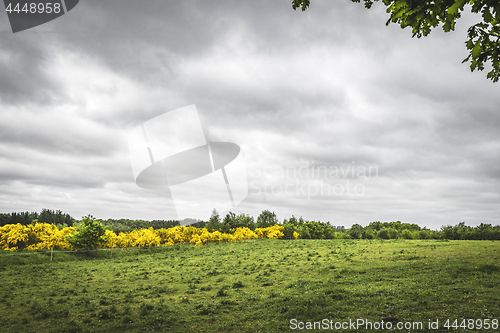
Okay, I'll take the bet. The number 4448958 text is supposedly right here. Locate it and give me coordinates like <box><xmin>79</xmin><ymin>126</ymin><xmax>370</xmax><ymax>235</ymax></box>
<box><xmin>5</xmin><ymin>3</ymin><xmax>62</xmax><ymax>14</ymax></box>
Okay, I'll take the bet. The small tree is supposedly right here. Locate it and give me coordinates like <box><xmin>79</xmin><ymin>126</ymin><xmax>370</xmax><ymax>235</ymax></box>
<box><xmin>348</xmin><ymin>224</ymin><xmax>364</xmax><ymax>239</ymax></box>
<box><xmin>206</xmin><ymin>209</ymin><xmax>222</xmax><ymax>232</ymax></box>
<box><xmin>220</xmin><ymin>212</ymin><xmax>256</xmax><ymax>232</ymax></box>
<box><xmin>222</xmin><ymin>212</ymin><xmax>237</xmax><ymax>233</ymax></box>
<box><xmin>256</xmin><ymin>210</ymin><xmax>278</xmax><ymax>228</ymax></box>
<box><xmin>282</xmin><ymin>216</ymin><xmax>299</xmax><ymax>239</ymax></box>
<box><xmin>66</xmin><ymin>215</ymin><xmax>108</xmax><ymax>250</ymax></box>
<box><xmin>235</xmin><ymin>213</ymin><xmax>256</xmax><ymax>230</ymax></box>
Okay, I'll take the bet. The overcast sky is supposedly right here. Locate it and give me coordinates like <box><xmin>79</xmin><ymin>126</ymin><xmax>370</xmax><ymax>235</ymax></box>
<box><xmin>1</xmin><ymin>0</ymin><xmax>499</xmax><ymax>229</ymax></box>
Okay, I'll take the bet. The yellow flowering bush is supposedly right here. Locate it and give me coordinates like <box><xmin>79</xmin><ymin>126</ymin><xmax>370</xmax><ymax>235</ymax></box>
<box><xmin>255</xmin><ymin>225</ymin><xmax>285</xmax><ymax>239</ymax></box>
<box><xmin>0</xmin><ymin>223</ymin><xmax>74</xmax><ymax>251</ymax></box>
<box><xmin>154</xmin><ymin>226</ymin><xmax>202</xmax><ymax>246</ymax></box>
<box><xmin>103</xmin><ymin>230</ymin><xmax>122</xmax><ymax>248</ymax></box>
<box><xmin>154</xmin><ymin>228</ymin><xmax>175</xmax><ymax>246</ymax></box>
<box><xmin>189</xmin><ymin>228</ymin><xmax>213</xmax><ymax>246</ymax></box>
<box><xmin>127</xmin><ymin>227</ymin><xmax>161</xmax><ymax>248</ymax></box>
<box><xmin>0</xmin><ymin>222</ymin><xmax>288</xmax><ymax>251</ymax></box>
<box><xmin>116</xmin><ymin>232</ymin><xmax>133</xmax><ymax>248</ymax></box>
<box><xmin>0</xmin><ymin>223</ymin><xmax>29</xmax><ymax>251</ymax></box>
<box><xmin>231</xmin><ymin>227</ymin><xmax>258</xmax><ymax>242</ymax></box>
<box><xmin>209</xmin><ymin>230</ymin><xmax>233</xmax><ymax>243</ymax></box>
<box><xmin>26</xmin><ymin>224</ymin><xmax>74</xmax><ymax>251</ymax></box>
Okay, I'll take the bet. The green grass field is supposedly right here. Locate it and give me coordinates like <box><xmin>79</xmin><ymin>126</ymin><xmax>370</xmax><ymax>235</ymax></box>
<box><xmin>1</xmin><ymin>239</ymin><xmax>499</xmax><ymax>332</ymax></box>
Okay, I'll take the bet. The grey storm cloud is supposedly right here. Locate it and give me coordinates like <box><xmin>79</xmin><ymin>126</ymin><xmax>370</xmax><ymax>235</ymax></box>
<box><xmin>0</xmin><ymin>36</ymin><xmax>60</xmax><ymax>105</ymax></box>
<box><xmin>0</xmin><ymin>0</ymin><xmax>499</xmax><ymax>226</ymax></box>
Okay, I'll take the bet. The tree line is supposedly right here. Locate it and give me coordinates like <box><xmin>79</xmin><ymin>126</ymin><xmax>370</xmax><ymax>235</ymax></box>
<box><xmin>0</xmin><ymin>209</ymin><xmax>186</xmax><ymax>233</ymax></box>
<box><xmin>205</xmin><ymin>209</ymin><xmax>500</xmax><ymax>240</ymax></box>
<box><xmin>1</xmin><ymin>208</ymin><xmax>499</xmax><ymax>240</ymax></box>
<box><xmin>0</xmin><ymin>209</ymin><xmax>74</xmax><ymax>227</ymax></box>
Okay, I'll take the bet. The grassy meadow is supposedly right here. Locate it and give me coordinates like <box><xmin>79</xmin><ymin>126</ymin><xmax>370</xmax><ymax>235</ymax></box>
<box><xmin>1</xmin><ymin>239</ymin><xmax>499</xmax><ymax>332</ymax></box>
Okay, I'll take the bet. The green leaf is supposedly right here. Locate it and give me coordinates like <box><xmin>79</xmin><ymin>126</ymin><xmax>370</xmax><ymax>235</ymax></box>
<box><xmin>447</xmin><ymin>0</ymin><xmax>466</xmax><ymax>16</ymax></box>
<box><xmin>472</xmin><ymin>41</ymin><xmax>482</xmax><ymax>58</ymax></box>
<box><xmin>483</xmin><ymin>8</ymin><xmax>493</xmax><ymax>23</ymax></box>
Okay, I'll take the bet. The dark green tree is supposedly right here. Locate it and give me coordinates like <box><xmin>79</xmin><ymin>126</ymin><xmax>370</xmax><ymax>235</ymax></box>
<box><xmin>348</xmin><ymin>224</ymin><xmax>364</xmax><ymax>239</ymax></box>
<box><xmin>235</xmin><ymin>213</ymin><xmax>256</xmax><ymax>230</ymax></box>
<box><xmin>362</xmin><ymin>227</ymin><xmax>375</xmax><ymax>239</ymax></box>
<box><xmin>206</xmin><ymin>209</ymin><xmax>223</xmax><ymax>232</ymax></box>
<box><xmin>66</xmin><ymin>215</ymin><xmax>108</xmax><ymax>250</ymax></box>
<box><xmin>256</xmin><ymin>210</ymin><xmax>279</xmax><ymax>228</ymax></box>
<box><xmin>300</xmin><ymin>221</ymin><xmax>336</xmax><ymax>239</ymax></box>
<box><xmin>222</xmin><ymin>212</ymin><xmax>238</xmax><ymax>233</ymax></box>
<box><xmin>292</xmin><ymin>0</ymin><xmax>500</xmax><ymax>82</ymax></box>
<box><xmin>282</xmin><ymin>215</ymin><xmax>300</xmax><ymax>239</ymax></box>
<box><xmin>377</xmin><ymin>227</ymin><xmax>390</xmax><ymax>239</ymax></box>
<box><xmin>401</xmin><ymin>229</ymin><xmax>415</xmax><ymax>239</ymax></box>
<box><xmin>0</xmin><ymin>213</ymin><xmax>10</xmax><ymax>226</ymax></box>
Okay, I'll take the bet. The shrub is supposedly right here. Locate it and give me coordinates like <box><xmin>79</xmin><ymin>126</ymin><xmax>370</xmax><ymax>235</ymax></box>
<box><xmin>401</xmin><ymin>229</ymin><xmax>414</xmax><ymax>239</ymax></box>
<box><xmin>418</xmin><ymin>229</ymin><xmax>431</xmax><ymax>239</ymax></box>
<box><xmin>297</xmin><ymin>225</ymin><xmax>311</xmax><ymax>239</ymax></box>
<box><xmin>378</xmin><ymin>228</ymin><xmax>390</xmax><ymax>239</ymax></box>
<box><xmin>389</xmin><ymin>228</ymin><xmax>399</xmax><ymax>239</ymax></box>
<box><xmin>348</xmin><ymin>224</ymin><xmax>363</xmax><ymax>239</ymax></box>
<box><xmin>282</xmin><ymin>223</ymin><xmax>298</xmax><ymax>240</ymax></box>
<box><xmin>334</xmin><ymin>232</ymin><xmax>351</xmax><ymax>239</ymax></box>
<box><xmin>216</xmin><ymin>287</ymin><xmax>228</xmax><ymax>297</ymax></box>
<box><xmin>255</xmin><ymin>225</ymin><xmax>285</xmax><ymax>239</ymax></box>
<box><xmin>233</xmin><ymin>281</ymin><xmax>244</xmax><ymax>288</ymax></box>
<box><xmin>362</xmin><ymin>228</ymin><xmax>375</xmax><ymax>239</ymax></box>
<box><xmin>301</xmin><ymin>221</ymin><xmax>336</xmax><ymax>239</ymax></box>
<box><xmin>66</xmin><ymin>215</ymin><xmax>108</xmax><ymax>250</ymax></box>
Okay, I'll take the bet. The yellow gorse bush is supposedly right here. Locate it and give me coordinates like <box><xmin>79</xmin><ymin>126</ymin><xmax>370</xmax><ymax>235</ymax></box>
<box><xmin>0</xmin><ymin>223</ymin><xmax>75</xmax><ymax>251</ymax></box>
<box><xmin>255</xmin><ymin>224</ymin><xmax>285</xmax><ymax>239</ymax></box>
<box><xmin>0</xmin><ymin>223</ymin><xmax>293</xmax><ymax>251</ymax></box>
<box><xmin>26</xmin><ymin>224</ymin><xmax>74</xmax><ymax>251</ymax></box>
<box><xmin>0</xmin><ymin>223</ymin><xmax>29</xmax><ymax>251</ymax></box>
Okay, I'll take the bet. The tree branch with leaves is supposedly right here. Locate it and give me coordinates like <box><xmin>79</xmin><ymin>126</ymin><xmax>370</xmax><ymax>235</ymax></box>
<box><xmin>292</xmin><ymin>0</ymin><xmax>500</xmax><ymax>82</ymax></box>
